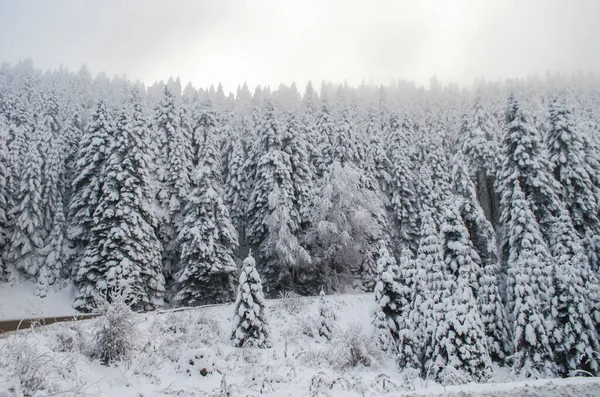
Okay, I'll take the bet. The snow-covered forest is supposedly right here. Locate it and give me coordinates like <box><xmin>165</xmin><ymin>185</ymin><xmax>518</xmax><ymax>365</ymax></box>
<box><xmin>2</xmin><ymin>60</ymin><xmax>600</xmax><ymax>380</ymax></box>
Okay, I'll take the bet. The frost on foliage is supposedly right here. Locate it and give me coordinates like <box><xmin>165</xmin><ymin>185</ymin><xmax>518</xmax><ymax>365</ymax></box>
<box><xmin>176</xmin><ymin>128</ymin><xmax>238</xmax><ymax>306</ymax></box>
<box><xmin>318</xmin><ymin>288</ymin><xmax>336</xmax><ymax>340</ymax></box>
<box><xmin>548</xmin><ymin>207</ymin><xmax>600</xmax><ymax>376</ymax></box>
<box><xmin>372</xmin><ymin>241</ymin><xmax>401</xmax><ymax>353</ymax></box>
<box><xmin>232</xmin><ymin>252</ymin><xmax>271</xmax><ymax>348</ymax></box>
<box><xmin>75</xmin><ymin>93</ymin><xmax>165</xmax><ymax>312</ymax></box>
<box><xmin>307</xmin><ymin>162</ymin><xmax>385</xmax><ymax>292</ymax></box>
<box><xmin>92</xmin><ymin>287</ymin><xmax>138</xmax><ymax>365</ymax></box>
<box><xmin>505</xmin><ymin>180</ymin><xmax>555</xmax><ymax>377</ymax></box>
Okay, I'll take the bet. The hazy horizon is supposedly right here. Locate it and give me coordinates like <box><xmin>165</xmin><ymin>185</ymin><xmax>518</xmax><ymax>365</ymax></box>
<box><xmin>1</xmin><ymin>0</ymin><xmax>599</xmax><ymax>93</ymax></box>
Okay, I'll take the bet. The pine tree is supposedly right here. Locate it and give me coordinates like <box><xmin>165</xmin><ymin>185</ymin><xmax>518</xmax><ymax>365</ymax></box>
<box><xmin>232</xmin><ymin>252</ymin><xmax>271</xmax><ymax>348</ymax></box>
<box><xmin>0</xmin><ymin>117</ymin><xmax>8</xmax><ymax>280</ymax></box>
<box><xmin>410</xmin><ymin>209</ymin><xmax>446</xmax><ymax>375</ymax></box>
<box><xmin>505</xmin><ymin>180</ymin><xmax>555</xmax><ymax>377</ymax></box>
<box><xmin>498</xmin><ymin>94</ymin><xmax>562</xmax><ymax>251</ymax></box>
<box><xmin>318</xmin><ymin>288</ymin><xmax>336</xmax><ymax>341</ymax></box>
<box><xmin>548</xmin><ymin>207</ymin><xmax>600</xmax><ymax>376</ymax></box>
<box><xmin>452</xmin><ymin>157</ymin><xmax>512</xmax><ymax>363</ymax></box>
<box><xmin>6</xmin><ymin>128</ymin><xmax>45</xmax><ymax>277</ymax></box>
<box><xmin>314</xmin><ymin>101</ymin><xmax>335</xmax><ymax>178</ymax></box>
<box><xmin>37</xmin><ymin>135</ymin><xmax>68</xmax><ymax>296</ymax></box>
<box><xmin>395</xmin><ymin>248</ymin><xmax>421</xmax><ymax>371</ymax></box>
<box><xmin>68</xmin><ymin>101</ymin><xmax>113</xmax><ymax>267</ymax></box>
<box><xmin>372</xmin><ymin>241</ymin><xmax>402</xmax><ymax>353</ymax></box>
<box><xmin>430</xmin><ymin>202</ymin><xmax>492</xmax><ymax>382</ymax></box>
<box><xmin>388</xmin><ymin>113</ymin><xmax>419</xmax><ymax>253</ymax></box>
<box><xmin>74</xmin><ymin>94</ymin><xmax>164</xmax><ymax>311</ymax></box>
<box><xmin>176</xmin><ymin>121</ymin><xmax>238</xmax><ymax>306</ymax></box>
<box><xmin>546</xmin><ymin>96</ymin><xmax>600</xmax><ymax>271</ymax></box>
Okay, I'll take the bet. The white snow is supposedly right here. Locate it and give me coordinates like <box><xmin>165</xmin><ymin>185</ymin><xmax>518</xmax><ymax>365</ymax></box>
<box><xmin>1</xmin><ymin>293</ymin><xmax>599</xmax><ymax>396</ymax></box>
<box><xmin>0</xmin><ymin>281</ymin><xmax>77</xmax><ymax>320</ymax></box>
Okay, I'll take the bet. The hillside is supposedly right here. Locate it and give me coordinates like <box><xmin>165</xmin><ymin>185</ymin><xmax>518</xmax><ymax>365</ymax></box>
<box><xmin>1</xmin><ymin>293</ymin><xmax>600</xmax><ymax>397</ymax></box>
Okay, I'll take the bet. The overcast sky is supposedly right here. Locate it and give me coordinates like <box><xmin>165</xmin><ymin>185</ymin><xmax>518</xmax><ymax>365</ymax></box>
<box><xmin>1</xmin><ymin>0</ymin><xmax>599</xmax><ymax>93</ymax></box>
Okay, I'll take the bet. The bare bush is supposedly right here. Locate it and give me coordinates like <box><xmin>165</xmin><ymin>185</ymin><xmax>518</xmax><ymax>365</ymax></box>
<box><xmin>91</xmin><ymin>288</ymin><xmax>139</xmax><ymax>365</ymax></box>
<box><xmin>326</xmin><ymin>323</ymin><xmax>381</xmax><ymax>369</ymax></box>
<box><xmin>276</xmin><ymin>290</ymin><xmax>307</xmax><ymax>315</ymax></box>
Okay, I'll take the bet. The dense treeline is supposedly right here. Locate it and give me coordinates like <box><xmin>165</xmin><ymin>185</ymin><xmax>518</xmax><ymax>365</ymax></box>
<box><xmin>1</xmin><ymin>60</ymin><xmax>600</xmax><ymax>379</ymax></box>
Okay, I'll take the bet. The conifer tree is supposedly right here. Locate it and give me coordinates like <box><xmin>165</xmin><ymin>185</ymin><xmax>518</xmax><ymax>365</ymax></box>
<box><xmin>395</xmin><ymin>248</ymin><xmax>421</xmax><ymax>371</ymax></box>
<box><xmin>388</xmin><ymin>113</ymin><xmax>419</xmax><ymax>253</ymax></box>
<box><xmin>429</xmin><ymin>202</ymin><xmax>492</xmax><ymax>382</ymax></box>
<box><xmin>68</xmin><ymin>101</ymin><xmax>113</xmax><ymax>266</ymax></box>
<box><xmin>37</xmin><ymin>135</ymin><xmax>68</xmax><ymax>296</ymax></box>
<box><xmin>548</xmin><ymin>207</ymin><xmax>600</xmax><ymax>376</ymax></box>
<box><xmin>372</xmin><ymin>241</ymin><xmax>402</xmax><ymax>353</ymax></box>
<box><xmin>505</xmin><ymin>180</ymin><xmax>555</xmax><ymax>377</ymax></box>
<box><xmin>546</xmin><ymin>96</ymin><xmax>600</xmax><ymax>270</ymax></box>
<box><xmin>6</xmin><ymin>128</ymin><xmax>45</xmax><ymax>277</ymax></box>
<box><xmin>452</xmin><ymin>157</ymin><xmax>512</xmax><ymax>363</ymax></box>
<box><xmin>232</xmin><ymin>252</ymin><xmax>271</xmax><ymax>348</ymax></box>
<box><xmin>318</xmin><ymin>288</ymin><xmax>335</xmax><ymax>341</ymax></box>
<box><xmin>176</xmin><ymin>122</ymin><xmax>238</xmax><ymax>306</ymax></box>
<box><xmin>74</xmin><ymin>94</ymin><xmax>164</xmax><ymax>311</ymax></box>
<box><xmin>498</xmin><ymin>95</ymin><xmax>562</xmax><ymax>250</ymax></box>
<box><xmin>0</xmin><ymin>118</ymin><xmax>8</xmax><ymax>280</ymax></box>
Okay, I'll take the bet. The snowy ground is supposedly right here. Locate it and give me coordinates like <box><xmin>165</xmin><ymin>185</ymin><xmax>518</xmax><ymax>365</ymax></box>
<box><xmin>1</xmin><ymin>293</ymin><xmax>599</xmax><ymax>396</ymax></box>
<box><xmin>0</xmin><ymin>281</ymin><xmax>78</xmax><ymax>320</ymax></box>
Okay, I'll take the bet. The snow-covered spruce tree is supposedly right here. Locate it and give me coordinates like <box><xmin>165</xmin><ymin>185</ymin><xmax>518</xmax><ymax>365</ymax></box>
<box><xmin>6</xmin><ymin>128</ymin><xmax>45</xmax><ymax>278</ymax></box>
<box><xmin>452</xmin><ymin>156</ymin><xmax>512</xmax><ymax>363</ymax></box>
<box><xmin>440</xmin><ymin>201</ymin><xmax>481</xmax><ymax>286</ymax></box>
<box><xmin>0</xmin><ymin>118</ymin><xmax>9</xmax><ymax>280</ymax></box>
<box><xmin>314</xmin><ymin>101</ymin><xmax>335</xmax><ymax>178</ymax></box>
<box><xmin>37</xmin><ymin>135</ymin><xmax>68</xmax><ymax>297</ymax></box>
<box><xmin>548</xmin><ymin>207</ymin><xmax>600</xmax><ymax>376</ymax></box>
<box><xmin>498</xmin><ymin>94</ymin><xmax>562</xmax><ymax>252</ymax></box>
<box><xmin>363</xmin><ymin>106</ymin><xmax>392</xmax><ymax>194</ymax></box>
<box><xmin>282</xmin><ymin>110</ymin><xmax>314</xmax><ymax>231</ymax></box>
<box><xmin>5</xmin><ymin>94</ymin><xmax>35</xmax><ymax>213</ymax></box>
<box><xmin>410</xmin><ymin>208</ymin><xmax>446</xmax><ymax>375</ymax></box>
<box><xmin>192</xmin><ymin>100</ymin><xmax>221</xmax><ymax>168</ymax></box>
<box><xmin>176</xmin><ymin>122</ymin><xmax>238</xmax><ymax>306</ymax></box>
<box><xmin>388</xmin><ymin>113</ymin><xmax>419</xmax><ymax>253</ymax></box>
<box><xmin>154</xmin><ymin>85</ymin><xmax>186</xmax><ymax>279</ymax></box>
<box><xmin>74</xmin><ymin>93</ymin><xmax>164</xmax><ymax>311</ymax></box>
<box><xmin>232</xmin><ymin>252</ymin><xmax>271</xmax><ymax>348</ymax></box>
<box><xmin>372</xmin><ymin>240</ymin><xmax>402</xmax><ymax>353</ymax></box>
<box><xmin>222</xmin><ymin>123</ymin><xmax>248</xmax><ymax>243</ymax></box>
<box><xmin>68</xmin><ymin>100</ymin><xmax>113</xmax><ymax>268</ymax></box>
<box><xmin>546</xmin><ymin>96</ymin><xmax>600</xmax><ymax>271</ymax></box>
<box><xmin>246</xmin><ymin>100</ymin><xmax>308</xmax><ymax>294</ymax></box>
<box><xmin>505</xmin><ymin>180</ymin><xmax>555</xmax><ymax>377</ymax></box>
<box><xmin>428</xmin><ymin>202</ymin><xmax>492</xmax><ymax>383</ymax></box>
<box><xmin>318</xmin><ymin>288</ymin><xmax>336</xmax><ymax>341</ymax></box>
<box><xmin>458</xmin><ymin>97</ymin><xmax>501</xmax><ymax>224</ymax></box>
<box><xmin>395</xmin><ymin>247</ymin><xmax>421</xmax><ymax>371</ymax></box>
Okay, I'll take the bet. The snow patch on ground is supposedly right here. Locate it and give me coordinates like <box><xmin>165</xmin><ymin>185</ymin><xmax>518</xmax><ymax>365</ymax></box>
<box><xmin>0</xmin><ymin>281</ymin><xmax>77</xmax><ymax>320</ymax></box>
<box><xmin>1</xmin><ymin>293</ymin><xmax>599</xmax><ymax>396</ymax></box>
